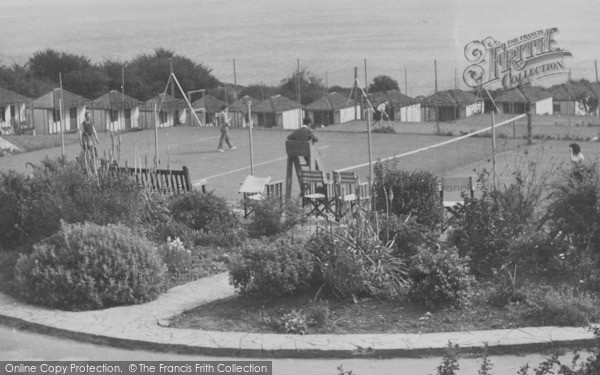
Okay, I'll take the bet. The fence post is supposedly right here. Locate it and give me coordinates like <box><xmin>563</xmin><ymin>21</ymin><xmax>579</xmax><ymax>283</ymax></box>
<box><xmin>526</xmin><ymin>112</ymin><xmax>532</xmax><ymax>145</ymax></box>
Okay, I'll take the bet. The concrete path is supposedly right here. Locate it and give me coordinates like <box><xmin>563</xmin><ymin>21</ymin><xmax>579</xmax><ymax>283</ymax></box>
<box><xmin>0</xmin><ymin>272</ymin><xmax>598</xmax><ymax>358</ymax></box>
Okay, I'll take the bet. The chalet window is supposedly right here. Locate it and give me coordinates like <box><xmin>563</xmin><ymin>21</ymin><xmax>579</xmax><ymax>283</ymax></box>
<box><xmin>10</xmin><ymin>105</ymin><xmax>16</xmax><ymax>119</ymax></box>
<box><xmin>0</xmin><ymin>107</ymin><xmax>5</xmax><ymax>122</ymax></box>
<box><xmin>553</xmin><ymin>103</ymin><xmax>560</xmax><ymax>114</ymax></box>
<box><xmin>110</xmin><ymin>109</ymin><xmax>119</xmax><ymax>122</ymax></box>
<box><xmin>52</xmin><ymin>109</ymin><xmax>61</xmax><ymax>122</ymax></box>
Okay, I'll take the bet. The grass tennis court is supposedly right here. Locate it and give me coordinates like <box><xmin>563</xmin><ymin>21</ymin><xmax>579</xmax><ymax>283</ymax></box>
<box><xmin>2</xmin><ymin>113</ymin><xmax>599</xmax><ymax>202</ymax></box>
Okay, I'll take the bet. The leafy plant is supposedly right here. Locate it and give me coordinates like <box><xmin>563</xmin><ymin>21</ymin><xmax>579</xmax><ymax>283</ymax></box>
<box><xmin>247</xmin><ymin>197</ymin><xmax>305</xmax><ymax>238</ymax></box>
<box><xmin>277</xmin><ymin>309</ymin><xmax>308</xmax><ymax>334</ymax></box>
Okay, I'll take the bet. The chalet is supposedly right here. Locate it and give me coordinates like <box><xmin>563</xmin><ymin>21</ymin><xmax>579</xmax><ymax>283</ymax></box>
<box><xmin>139</xmin><ymin>93</ymin><xmax>187</xmax><ymax>129</ymax></box>
<box><xmin>369</xmin><ymin>90</ymin><xmax>421</xmax><ymax>122</ymax></box>
<box><xmin>191</xmin><ymin>94</ymin><xmax>226</xmax><ymax>126</ymax></box>
<box><xmin>0</xmin><ymin>87</ymin><xmax>30</xmax><ymax>134</ymax></box>
<box><xmin>252</xmin><ymin>95</ymin><xmax>304</xmax><ymax>129</ymax></box>
<box><xmin>495</xmin><ymin>86</ymin><xmax>553</xmax><ymax>115</ymax></box>
<box><xmin>32</xmin><ymin>88</ymin><xmax>87</xmax><ymax>135</ymax></box>
<box><xmin>548</xmin><ymin>82</ymin><xmax>598</xmax><ymax>116</ymax></box>
<box><xmin>91</xmin><ymin>90</ymin><xmax>140</xmax><ymax>132</ymax></box>
<box><xmin>305</xmin><ymin>92</ymin><xmax>360</xmax><ymax>126</ymax></box>
<box><xmin>229</xmin><ymin>95</ymin><xmax>256</xmax><ymax>127</ymax></box>
<box><xmin>422</xmin><ymin>90</ymin><xmax>483</xmax><ymax>122</ymax></box>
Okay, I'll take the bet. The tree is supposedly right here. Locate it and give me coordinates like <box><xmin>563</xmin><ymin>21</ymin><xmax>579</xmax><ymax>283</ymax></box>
<box><xmin>369</xmin><ymin>75</ymin><xmax>400</xmax><ymax>93</ymax></box>
<box><xmin>0</xmin><ymin>62</ymin><xmax>55</xmax><ymax>99</ymax></box>
<box><xmin>239</xmin><ymin>84</ymin><xmax>278</xmax><ymax>102</ymax></box>
<box><xmin>28</xmin><ymin>48</ymin><xmax>92</xmax><ymax>81</ymax></box>
<box><xmin>125</xmin><ymin>48</ymin><xmax>220</xmax><ymax>101</ymax></box>
<box><xmin>278</xmin><ymin>68</ymin><xmax>325</xmax><ymax>105</ymax></box>
<box><xmin>575</xmin><ymin>91</ymin><xmax>599</xmax><ymax>114</ymax></box>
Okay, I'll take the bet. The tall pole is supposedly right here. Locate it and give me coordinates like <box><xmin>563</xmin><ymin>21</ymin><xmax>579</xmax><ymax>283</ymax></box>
<box><xmin>58</xmin><ymin>74</ymin><xmax>65</xmax><ymax>157</ymax></box>
<box><xmin>353</xmin><ymin>67</ymin><xmax>358</xmax><ymax>119</ymax></box>
<box><xmin>366</xmin><ymin>106</ymin><xmax>373</xmax><ymax>208</ymax></box>
<box><xmin>154</xmin><ymin>102</ymin><xmax>159</xmax><ymax>169</ymax></box>
<box><xmin>248</xmin><ymin>101</ymin><xmax>254</xmax><ymax>175</ymax></box>
<box><xmin>595</xmin><ymin>60</ymin><xmax>599</xmax><ymax>82</ymax></box>
<box><xmin>122</xmin><ymin>64</ymin><xmax>125</xmax><ymax>130</ymax></box>
<box><xmin>455</xmin><ymin>67</ymin><xmax>458</xmax><ymax>89</ymax></box>
<box><xmin>434</xmin><ymin>60</ymin><xmax>440</xmax><ymax>134</ymax></box>
<box><xmin>491</xmin><ymin>111</ymin><xmax>497</xmax><ymax>191</ymax></box>
<box><xmin>233</xmin><ymin>58</ymin><xmax>238</xmax><ymax>128</ymax></box>
<box><xmin>297</xmin><ymin>58</ymin><xmax>301</xmax><ymax>127</ymax></box>
<box><xmin>169</xmin><ymin>58</ymin><xmax>175</xmax><ymax>99</ymax></box>
<box><xmin>404</xmin><ymin>68</ymin><xmax>408</xmax><ymax>94</ymax></box>
<box><xmin>364</xmin><ymin>58</ymin><xmax>368</xmax><ymax>93</ymax></box>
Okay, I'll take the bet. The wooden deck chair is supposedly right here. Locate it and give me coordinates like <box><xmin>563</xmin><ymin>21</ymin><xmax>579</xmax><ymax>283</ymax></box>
<box><xmin>299</xmin><ymin>170</ymin><xmax>335</xmax><ymax>218</ymax></box>
<box><xmin>239</xmin><ymin>175</ymin><xmax>271</xmax><ymax>217</ymax></box>
<box><xmin>440</xmin><ymin>176</ymin><xmax>475</xmax><ymax>230</ymax></box>
<box><xmin>333</xmin><ymin>171</ymin><xmax>360</xmax><ymax>220</ymax></box>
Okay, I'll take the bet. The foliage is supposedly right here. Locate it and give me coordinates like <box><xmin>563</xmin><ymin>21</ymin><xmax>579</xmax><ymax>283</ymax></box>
<box><xmin>158</xmin><ymin>236</ymin><xmax>193</xmax><ymax>275</ymax></box>
<box><xmin>228</xmin><ymin>236</ymin><xmax>315</xmax><ymax>297</ymax></box>
<box><xmin>307</xmin><ymin>218</ymin><xmax>408</xmax><ymax>301</ymax></box>
<box><xmin>522</xmin><ymin>286</ymin><xmax>600</xmax><ymax>326</ymax></box>
<box><xmin>277</xmin><ymin>309</ymin><xmax>309</xmax><ymax>335</ymax></box>
<box><xmin>0</xmin><ymin>157</ymin><xmax>149</xmax><ymax>252</ymax></box>
<box><xmin>238</xmin><ymin>84</ymin><xmax>278</xmax><ymax>102</ymax></box>
<box><xmin>373</xmin><ymin>160</ymin><xmax>442</xmax><ymax>229</ymax></box>
<box><xmin>545</xmin><ymin>163</ymin><xmax>600</xmax><ymax>266</ymax></box>
<box><xmin>368</xmin><ymin>74</ymin><xmax>400</xmax><ymax>93</ymax></box>
<box><xmin>408</xmin><ymin>245</ymin><xmax>473</xmax><ymax>310</ymax></box>
<box><xmin>433</xmin><ymin>342</ymin><xmax>461</xmax><ymax>375</ymax></box>
<box><xmin>169</xmin><ymin>191</ymin><xmax>245</xmax><ymax>247</ymax></box>
<box><xmin>247</xmin><ymin>197</ymin><xmax>305</xmax><ymax>238</ymax></box>
<box><xmin>278</xmin><ymin>67</ymin><xmax>325</xmax><ymax>105</ymax></box>
<box><xmin>375</xmin><ymin>213</ymin><xmax>439</xmax><ymax>262</ymax></box>
<box><xmin>13</xmin><ymin>222</ymin><xmax>166</xmax><ymax>311</ymax></box>
<box><xmin>306</xmin><ymin>300</ymin><xmax>331</xmax><ymax>327</ymax></box>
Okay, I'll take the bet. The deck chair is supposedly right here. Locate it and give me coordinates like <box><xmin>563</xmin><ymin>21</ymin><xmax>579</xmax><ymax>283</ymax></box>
<box><xmin>333</xmin><ymin>171</ymin><xmax>361</xmax><ymax>220</ymax></box>
<box><xmin>440</xmin><ymin>176</ymin><xmax>475</xmax><ymax>230</ymax></box>
<box><xmin>239</xmin><ymin>175</ymin><xmax>271</xmax><ymax>218</ymax></box>
<box><xmin>300</xmin><ymin>170</ymin><xmax>335</xmax><ymax>218</ymax></box>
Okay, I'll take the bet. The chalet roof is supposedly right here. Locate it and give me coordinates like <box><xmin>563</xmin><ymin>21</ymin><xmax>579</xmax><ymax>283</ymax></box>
<box><xmin>140</xmin><ymin>93</ymin><xmax>188</xmax><ymax>111</ymax></box>
<box><xmin>32</xmin><ymin>88</ymin><xmax>87</xmax><ymax>109</ymax></box>
<box><xmin>305</xmin><ymin>92</ymin><xmax>358</xmax><ymax>111</ymax></box>
<box><xmin>548</xmin><ymin>81</ymin><xmax>599</xmax><ymax>101</ymax></box>
<box><xmin>369</xmin><ymin>90</ymin><xmax>417</xmax><ymax>108</ymax></box>
<box><xmin>93</xmin><ymin>90</ymin><xmax>139</xmax><ymax>109</ymax></box>
<box><xmin>192</xmin><ymin>94</ymin><xmax>226</xmax><ymax>113</ymax></box>
<box><xmin>252</xmin><ymin>95</ymin><xmax>303</xmax><ymax>113</ymax></box>
<box><xmin>230</xmin><ymin>95</ymin><xmax>257</xmax><ymax>112</ymax></box>
<box><xmin>0</xmin><ymin>87</ymin><xmax>30</xmax><ymax>106</ymax></box>
<box><xmin>495</xmin><ymin>86</ymin><xmax>552</xmax><ymax>103</ymax></box>
<box><xmin>422</xmin><ymin>89</ymin><xmax>479</xmax><ymax>106</ymax></box>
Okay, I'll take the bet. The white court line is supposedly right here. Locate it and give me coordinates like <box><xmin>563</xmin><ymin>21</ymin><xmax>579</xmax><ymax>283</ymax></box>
<box><xmin>119</xmin><ymin>136</ymin><xmax>219</xmax><ymax>157</ymax></box>
<box><xmin>193</xmin><ymin>145</ymin><xmax>330</xmax><ymax>185</ymax></box>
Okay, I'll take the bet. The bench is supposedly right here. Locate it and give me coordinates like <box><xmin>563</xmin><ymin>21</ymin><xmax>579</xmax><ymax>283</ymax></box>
<box><xmin>109</xmin><ymin>165</ymin><xmax>206</xmax><ymax>194</ymax></box>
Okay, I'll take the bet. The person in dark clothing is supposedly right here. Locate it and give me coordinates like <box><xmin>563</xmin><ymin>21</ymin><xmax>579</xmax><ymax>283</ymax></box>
<box><xmin>287</xmin><ymin>117</ymin><xmax>318</xmax><ymax>143</ymax></box>
<box><xmin>79</xmin><ymin>111</ymin><xmax>99</xmax><ymax>156</ymax></box>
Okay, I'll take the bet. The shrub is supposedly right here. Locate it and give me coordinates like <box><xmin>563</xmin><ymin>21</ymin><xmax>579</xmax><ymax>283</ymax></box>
<box><xmin>408</xmin><ymin>245</ymin><xmax>473</xmax><ymax>310</ymax></box>
<box><xmin>13</xmin><ymin>222</ymin><xmax>166</xmax><ymax>310</ymax></box>
<box><xmin>277</xmin><ymin>309</ymin><xmax>308</xmax><ymax>335</ymax></box>
<box><xmin>374</xmin><ymin>213</ymin><xmax>438</xmax><ymax>262</ymax></box>
<box><xmin>306</xmin><ymin>300</ymin><xmax>331</xmax><ymax>327</ymax></box>
<box><xmin>158</xmin><ymin>236</ymin><xmax>193</xmax><ymax>275</ymax></box>
<box><xmin>307</xmin><ymin>218</ymin><xmax>408</xmax><ymax>301</ymax></box>
<box><xmin>373</xmin><ymin>160</ymin><xmax>442</xmax><ymax>229</ymax></box>
<box><xmin>169</xmin><ymin>191</ymin><xmax>245</xmax><ymax>247</ymax></box>
<box><xmin>228</xmin><ymin>235</ymin><xmax>314</xmax><ymax>297</ymax></box>
<box><xmin>522</xmin><ymin>286</ymin><xmax>600</xmax><ymax>326</ymax></box>
<box><xmin>247</xmin><ymin>197</ymin><xmax>305</xmax><ymax>238</ymax></box>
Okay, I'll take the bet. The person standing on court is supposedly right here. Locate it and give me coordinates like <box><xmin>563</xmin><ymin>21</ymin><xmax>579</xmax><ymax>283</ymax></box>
<box><xmin>79</xmin><ymin>111</ymin><xmax>99</xmax><ymax>157</ymax></box>
<box><xmin>287</xmin><ymin>117</ymin><xmax>318</xmax><ymax>143</ymax></box>
<box><xmin>216</xmin><ymin>105</ymin><xmax>236</xmax><ymax>152</ymax></box>
<box><xmin>569</xmin><ymin>143</ymin><xmax>584</xmax><ymax>165</ymax></box>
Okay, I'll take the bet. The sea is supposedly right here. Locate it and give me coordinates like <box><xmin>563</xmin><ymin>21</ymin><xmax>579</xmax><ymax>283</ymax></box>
<box><xmin>1</xmin><ymin>0</ymin><xmax>598</xmax><ymax>96</ymax></box>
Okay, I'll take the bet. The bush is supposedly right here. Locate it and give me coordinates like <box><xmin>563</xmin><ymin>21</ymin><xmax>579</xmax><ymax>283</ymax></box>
<box><xmin>277</xmin><ymin>309</ymin><xmax>308</xmax><ymax>334</ymax></box>
<box><xmin>374</xmin><ymin>213</ymin><xmax>438</xmax><ymax>262</ymax></box>
<box><xmin>408</xmin><ymin>245</ymin><xmax>473</xmax><ymax>310</ymax></box>
<box><xmin>0</xmin><ymin>158</ymin><xmax>150</xmax><ymax>252</ymax></box>
<box><xmin>247</xmin><ymin>197</ymin><xmax>305</xmax><ymax>238</ymax></box>
<box><xmin>373</xmin><ymin>160</ymin><xmax>442</xmax><ymax>229</ymax></box>
<box><xmin>170</xmin><ymin>191</ymin><xmax>245</xmax><ymax>247</ymax></box>
<box><xmin>13</xmin><ymin>222</ymin><xmax>166</xmax><ymax>310</ymax></box>
<box><xmin>307</xmin><ymin>218</ymin><xmax>408</xmax><ymax>301</ymax></box>
<box><xmin>522</xmin><ymin>286</ymin><xmax>600</xmax><ymax>326</ymax></box>
<box><xmin>228</xmin><ymin>235</ymin><xmax>315</xmax><ymax>297</ymax></box>
<box><xmin>158</xmin><ymin>236</ymin><xmax>193</xmax><ymax>275</ymax></box>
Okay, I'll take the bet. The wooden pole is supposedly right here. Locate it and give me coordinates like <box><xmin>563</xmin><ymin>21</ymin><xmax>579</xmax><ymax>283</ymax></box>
<box><xmin>248</xmin><ymin>100</ymin><xmax>254</xmax><ymax>175</ymax></box>
<box><xmin>169</xmin><ymin>59</ymin><xmax>175</xmax><ymax>100</ymax></box>
<box><xmin>233</xmin><ymin>58</ymin><xmax>238</xmax><ymax>128</ymax></box>
<box><xmin>366</xmin><ymin>106</ymin><xmax>373</xmax><ymax>208</ymax></box>
<box><xmin>435</xmin><ymin>60</ymin><xmax>440</xmax><ymax>134</ymax></box>
<box><xmin>491</xmin><ymin>111</ymin><xmax>497</xmax><ymax>191</ymax></box>
<box><xmin>29</xmin><ymin>99</ymin><xmax>34</xmax><ymax>135</ymax></box>
<box><xmin>154</xmin><ymin>102</ymin><xmax>159</xmax><ymax>169</ymax></box>
<box><xmin>58</xmin><ymin>74</ymin><xmax>65</xmax><ymax>157</ymax></box>
<box><xmin>455</xmin><ymin>67</ymin><xmax>458</xmax><ymax>89</ymax></box>
<box><xmin>404</xmin><ymin>68</ymin><xmax>407</xmax><ymax>94</ymax></box>
<box><xmin>596</xmin><ymin>60</ymin><xmax>599</xmax><ymax>82</ymax></box>
<box><xmin>353</xmin><ymin>67</ymin><xmax>358</xmax><ymax>120</ymax></box>
<box><xmin>121</xmin><ymin>64</ymin><xmax>125</xmax><ymax>130</ymax></box>
<box><xmin>364</xmin><ymin>58</ymin><xmax>368</xmax><ymax>93</ymax></box>
<box><xmin>297</xmin><ymin>59</ymin><xmax>301</xmax><ymax>127</ymax></box>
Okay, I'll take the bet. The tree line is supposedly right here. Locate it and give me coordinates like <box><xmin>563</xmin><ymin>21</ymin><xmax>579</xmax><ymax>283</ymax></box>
<box><xmin>0</xmin><ymin>48</ymin><xmax>402</xmax><ymax>105</ymax></box>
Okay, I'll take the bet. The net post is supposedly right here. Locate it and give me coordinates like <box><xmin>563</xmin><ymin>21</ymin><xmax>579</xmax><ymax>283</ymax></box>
<box><xmin>526</xmin><ymin>112</ymin><xmax>532</xmax><ymax>145</ymax></box>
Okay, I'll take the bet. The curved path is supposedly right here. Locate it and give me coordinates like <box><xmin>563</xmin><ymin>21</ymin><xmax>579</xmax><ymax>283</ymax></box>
<box><xmin>0</xmin><ymin>273</ymin><xmax>597</xmax><ymax>358</ymax></box>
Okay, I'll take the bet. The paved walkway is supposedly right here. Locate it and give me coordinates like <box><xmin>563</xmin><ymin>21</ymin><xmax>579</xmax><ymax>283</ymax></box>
<box><xmin>0</xmin><ymin>272</ymin><xmax>598</xmax><ymax>358</ymax></box>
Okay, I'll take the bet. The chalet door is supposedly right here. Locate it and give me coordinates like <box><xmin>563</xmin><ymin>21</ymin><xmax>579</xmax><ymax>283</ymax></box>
<box><xmin>125</xmin><ymin>109</ymin><xmax>132</xmax><ymax>129</ymax></box>
<box><xmin>69</xmin><ymin>107</ymin><xmax>77</xmax><ymax>131</ymax></box>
